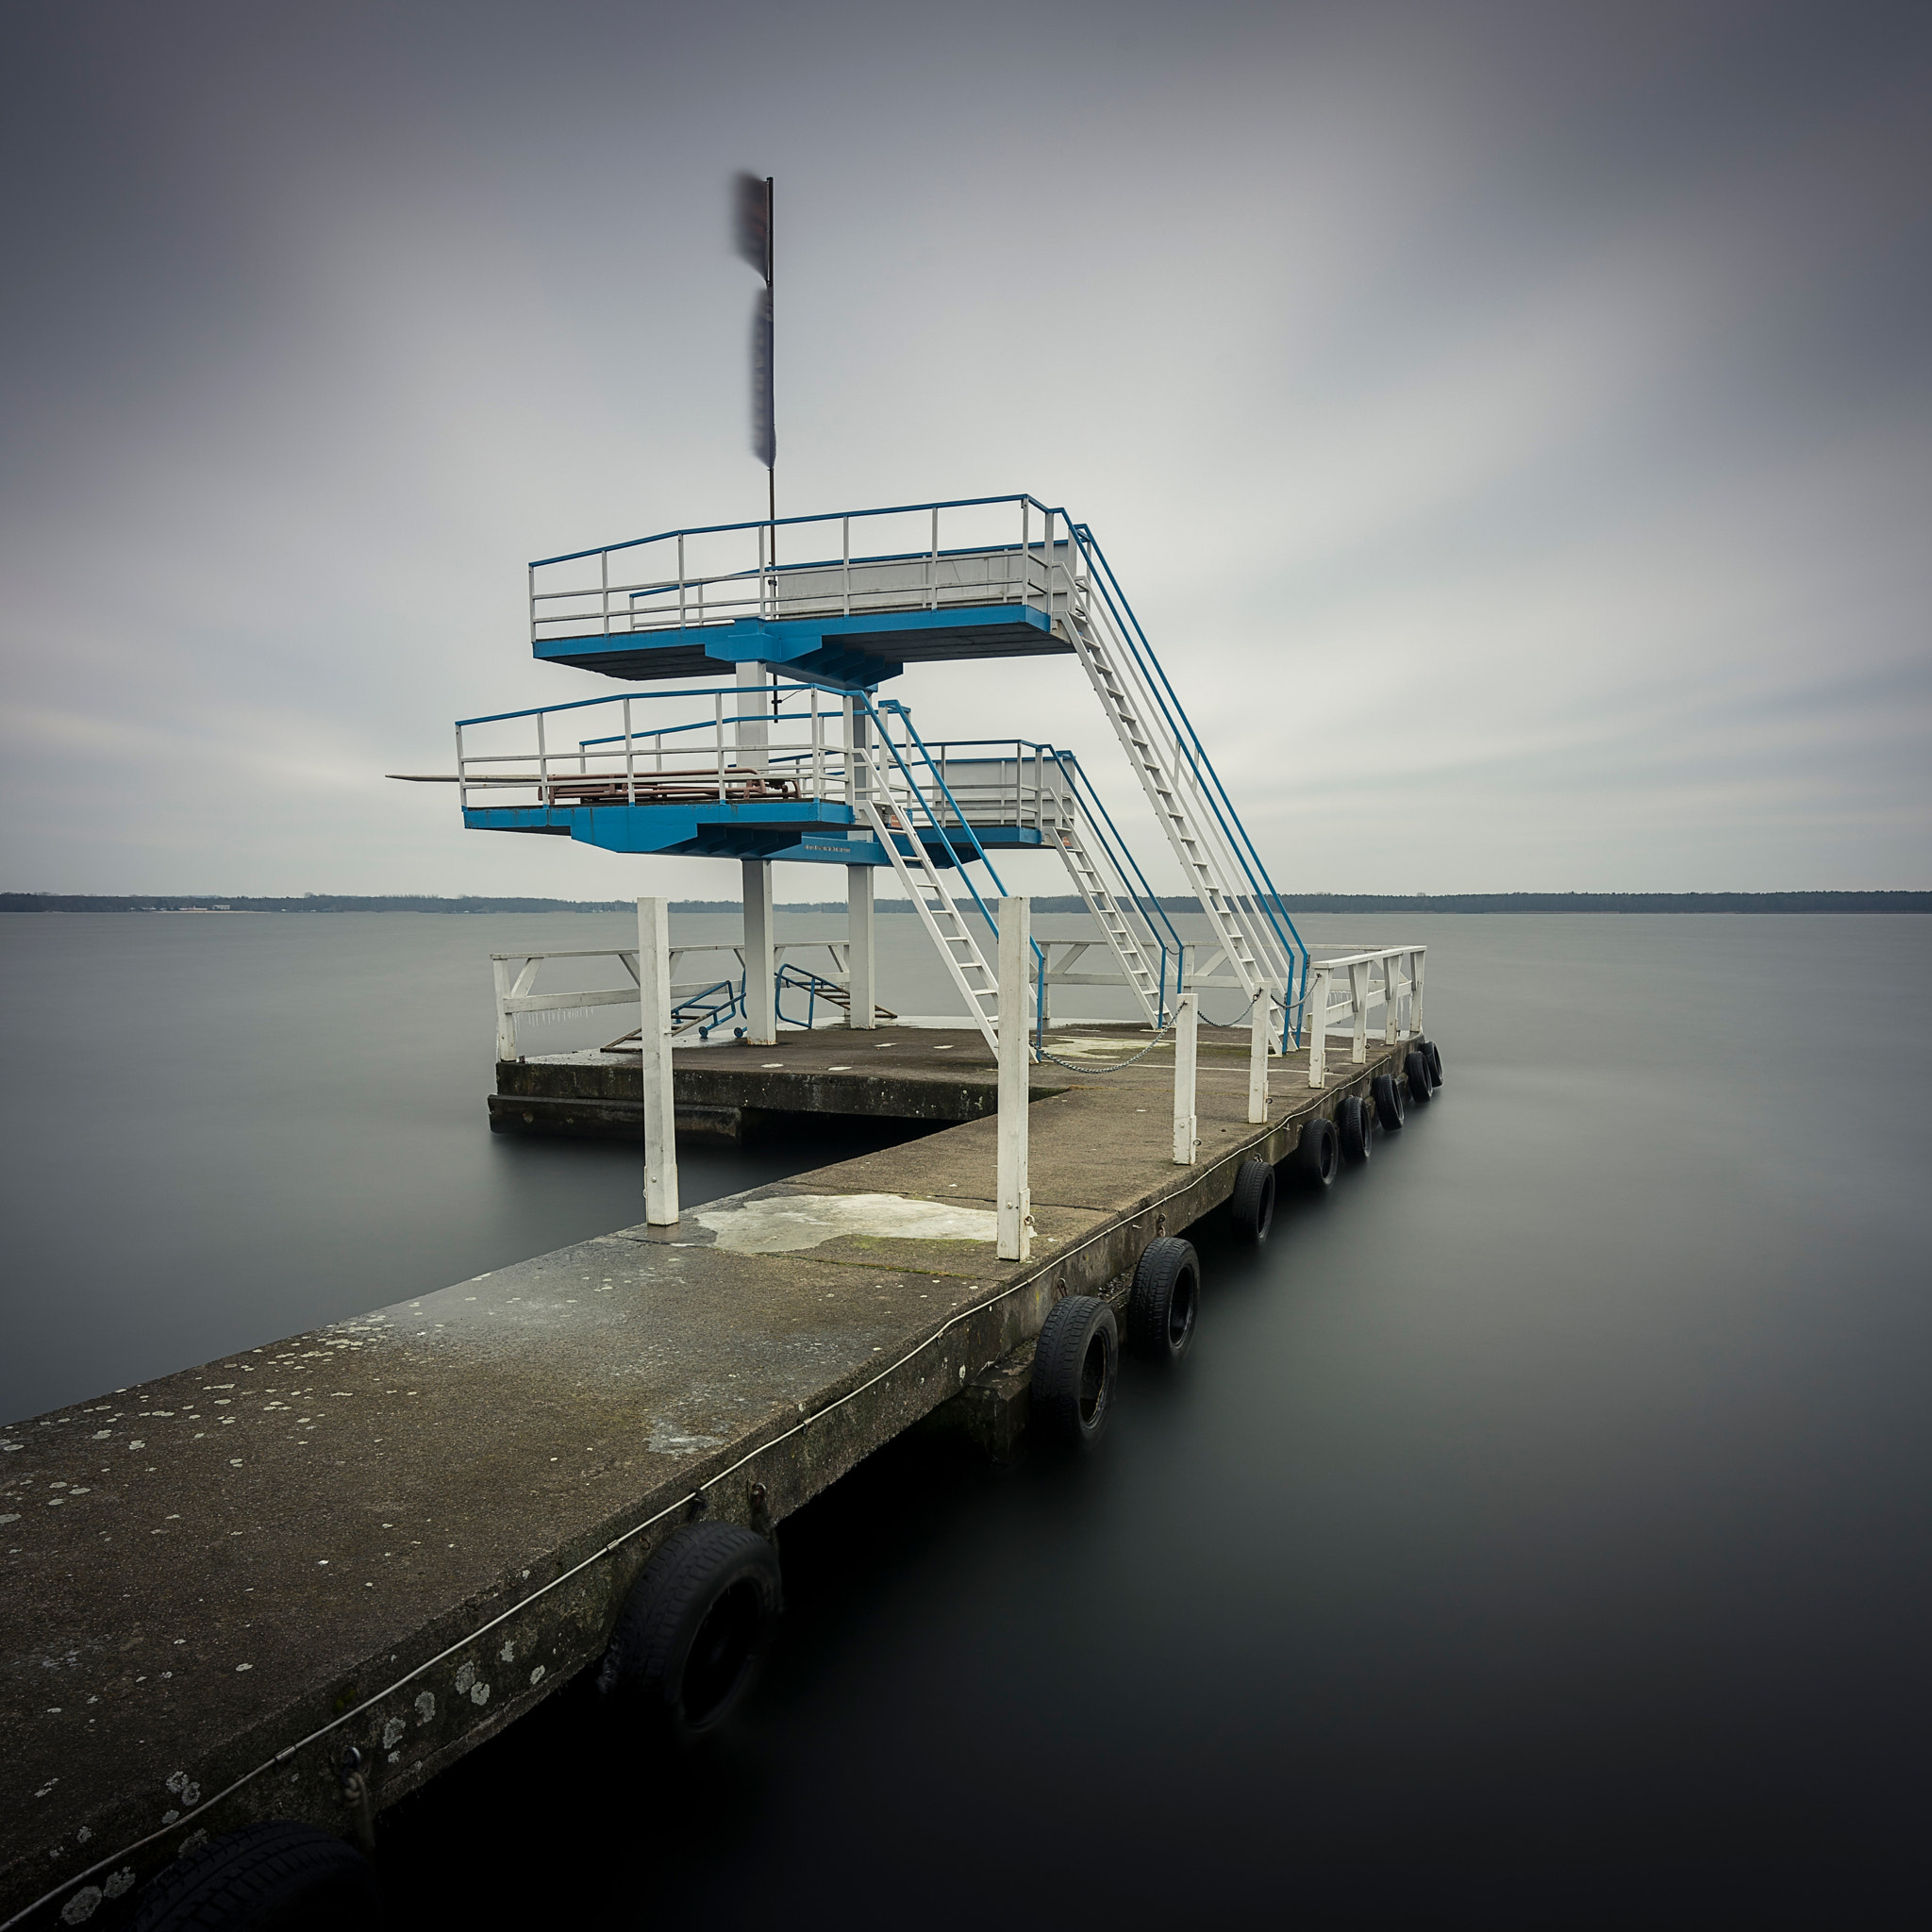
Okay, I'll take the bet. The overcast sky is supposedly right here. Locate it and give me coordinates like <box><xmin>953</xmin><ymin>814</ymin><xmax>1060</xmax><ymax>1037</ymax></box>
<box><xmin>3</xmin><ymin>0</ymin><xmax>1927</xmax><ymax>899</ymax></box>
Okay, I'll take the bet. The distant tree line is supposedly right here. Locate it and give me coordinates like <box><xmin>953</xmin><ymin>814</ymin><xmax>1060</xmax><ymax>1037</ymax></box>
<box><xmin>6</xmin><ymin>890</ymin><xmax>1927</xmax><ymax>916</ymax></box>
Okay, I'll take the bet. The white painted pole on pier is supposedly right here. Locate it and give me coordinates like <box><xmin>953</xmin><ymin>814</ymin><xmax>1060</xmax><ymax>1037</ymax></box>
<box><xmin>637</xmin><ymin>897</ymin><xmax>679</xmax><ymax>1225</ymax></box>
<box><xmin>1307</xmin><ymin>966</ymin><xmax>1331</xmax><ymax>1088</ymax></box>
<box><xmin>1173</xmin><ymin>988</ymin><xmax>1199</xmax><ymax>1164</ymax></box>
<box><xmin>1248</xmin><ymin>990</ymin><xmax>1271</xmax><ymax>1124</ymax></box>
<box><xmin>996</xmin><ymin>894</ymin><xmax>1032</xmax><ymax>1262</ymax></box>
<box><xmin>491</xmin><ymin>957</ymin><xmax>518</xmax><ymax>1062</ymax></box>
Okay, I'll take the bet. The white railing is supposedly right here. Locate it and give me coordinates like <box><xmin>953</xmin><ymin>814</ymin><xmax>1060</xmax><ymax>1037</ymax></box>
<box><xmin>490</xmin><ymin>944</ymin><xmax>857</xmax><ymax>1061</ymax></box>
<box><xmin>1303</xmin><ymin>947</ymin><xmax>1426</xmax><ymax>1087</ymax></box>
<box><xmin>526</xmin><ymin>496</ymin><xmax>1086</xmax><ymax>647</ymax></box>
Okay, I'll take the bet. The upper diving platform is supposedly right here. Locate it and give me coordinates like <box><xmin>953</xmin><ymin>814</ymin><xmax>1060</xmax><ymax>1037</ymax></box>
<box><xmin>529</xmin><ymin>495</ymin><xmax>1077</xmax><ymax>689</ymax></box>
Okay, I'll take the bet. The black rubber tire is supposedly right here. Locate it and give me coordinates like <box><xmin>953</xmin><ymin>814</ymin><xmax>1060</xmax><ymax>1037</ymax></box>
<box><xmin>1423</xmin><ymin>1039</ymin><xmax>1443</xmax><ymax>1086</ymax></box>
<box><xmin>1030</xmin><ymin>1294</ymin><xmax>1119</xmax><ymax>1444</ymax></box>
<box><xmin>134</xmin><ymin>1823</ymin><xmax>380</xmax><ymax>1931</ymax></box>
<box><xmin>1296</xmin><ymin>1115</ymin><xmax>1339</xmax><ymax>1188</ymax></box>
<box><xmin>1405</xmin><ymin>1050</ymin><xmax>1433</xmax><ymax>1105</ymax></box>
<box><xmin>596</xmin><ymin>1522</ymin><xmax>782</xmax><ymax>1740</ymax></box>
<box><xmin>1126</xmin><ymin>1237</ymin><xmax>1201</xmax><ymax>1359</ymax></box>
<box><xmin>1228</xmin><ymin>1158</ymin><xmax>1275</xmax><ymax>1240</ymax></box>
<box><xmin>1372</xmin><ymin>1072</ymin><xmax>1406</xmax><ymax>1130</ymax></box>
<box><xmin>1339</xmin><ymin>1093</ymin><xmax>1373</xmax><ymax>1164</ymax></box>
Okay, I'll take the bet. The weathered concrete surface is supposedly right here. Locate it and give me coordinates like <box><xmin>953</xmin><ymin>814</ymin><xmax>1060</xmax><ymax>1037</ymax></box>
<box><xmin>1</xmin><ymin>1023</ymin><xmax>1423</xmax><ymax>1928</ymax></box>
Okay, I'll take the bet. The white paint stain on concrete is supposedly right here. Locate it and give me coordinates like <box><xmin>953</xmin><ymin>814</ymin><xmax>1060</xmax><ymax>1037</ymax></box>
<box><xmin>694</xmin><ymin>1192</ymin><xmax>996</xmax><ymax>1254</ymax></box>
<box><xmin>647</xmin><ymin>1421</ymin><xmax>723</xmax><ymax>1457</ymax></box>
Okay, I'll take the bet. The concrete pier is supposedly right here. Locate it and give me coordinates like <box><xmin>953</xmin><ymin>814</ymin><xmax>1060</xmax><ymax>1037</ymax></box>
<box><xmin>2</xmin><ymin>1021</ymin><xmax>1428</xmax><ymax>1928</ymax></box>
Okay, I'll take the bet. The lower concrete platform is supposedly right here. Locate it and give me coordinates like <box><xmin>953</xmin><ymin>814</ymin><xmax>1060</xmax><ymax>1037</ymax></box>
<box><xmin>1</xmin><ymin>1023</ymin><xmax>1436</xmax><ymax>1928</ymax></box>
<box><xmin>489</xmin><ymin>1023</ymin><xmax>1076</xmax><ymax>1144</ymax></box>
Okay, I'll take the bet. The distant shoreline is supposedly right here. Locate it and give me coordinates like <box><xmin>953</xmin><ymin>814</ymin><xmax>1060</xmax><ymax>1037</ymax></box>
<box><xmin>6</xmin><ymin>891</ymin><xmax>1927</xmax><ymax>917</ymax></box>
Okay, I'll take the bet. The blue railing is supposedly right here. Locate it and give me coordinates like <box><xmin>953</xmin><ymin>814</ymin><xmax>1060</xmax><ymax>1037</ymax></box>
<box><xmin>1066</xmin><ymin>521</ymin><xmax>1310</xmax><ymax>1045</ymax></box>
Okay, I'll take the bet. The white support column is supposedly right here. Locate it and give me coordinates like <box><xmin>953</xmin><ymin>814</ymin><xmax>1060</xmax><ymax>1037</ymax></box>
<box><xmin>741</xmin><ymin>857</ymin><xmax>775</xmax><ymax>1043</ymax></box>
<box><xmin>1173</xmin><ymin>989</ymin><xmax>1199</xmax><ymax>1164</ymax></box>
<box><xmin>847</xmin><ymin>863</ymin><xmax>875</xmax><ymax>1029</ymax></box>
<box><xmin>491</xmin><ymin>957</ymin><xmax>518</xmax><ymax>1063</ymax></box>
<box><xmin>1349</xmin><ymin>958</ymin><xmax>1372</xmax><ymax>1063</ymax></box>
<box><xmin>1396</xmin><ymin>950</ymin><xmax>1414</xmax><ymax>1041</ymax></box>
<box><xmin>637</xmin><ymin>897</ymin><xmax>678</xmax><ymax>1226</ymax></box>
<box><xmin>735</xmin><ymin>661</ymin><xmax>769</xmax><ymax>773</ymax></box>
<box><xmin>996</xmin><ymin>894</ymin><xmax>1032</xmax><ymax>1262</ymax></box>
<box><xmin>1411</xmin><ymin>948</ymin><xmax>1426</xmax><ymax>1037</ymax></box>
<box><xmin>1307</xmin><ymin>966</ymin><xmax>1332</xmax><ymax>1088</ymax></box>
<box><xmin>1383</xmin><ymin>951</ymin><xmax>1400</xmax><ymax>1046</ymax></box>
<box><xmin>1248</xmin><ymin>990</ymin><xmax>1271</xmax><ymax>1124</ymax></box>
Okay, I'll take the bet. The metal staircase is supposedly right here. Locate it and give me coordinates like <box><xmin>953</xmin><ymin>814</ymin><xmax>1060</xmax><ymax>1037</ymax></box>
<box><xmin>858</xmin><ymin>702</ymin><xmax>1023</xmax><ymax>1056</ymax></box>
<box><xmin>859</xmin><ymin>794</ymin><xmax>1003</xmax><ymax>1052</ymax></box>
<box><xmin>1039</xmin><ymin>759</ymin><xmax>1164</xmax><ymax>1026</ymax></box>
<box><xmin>1054</xmin><ymin>536</ymin><xmax>1303</xmax><ymax>1032</ymax></box>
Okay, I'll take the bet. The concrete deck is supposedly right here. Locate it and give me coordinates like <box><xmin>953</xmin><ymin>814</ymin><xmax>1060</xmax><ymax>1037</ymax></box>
<box><xmin>2</xmin><ymin>1022</ymin><xmax>1429</xmax><ymax>1928</ymax></box>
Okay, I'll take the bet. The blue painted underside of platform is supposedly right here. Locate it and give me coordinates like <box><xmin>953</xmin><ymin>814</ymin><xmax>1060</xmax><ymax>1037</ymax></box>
<box><xmin>534</xmin><ymin>604</ymin><xmax>1060</xmax><ymax>687</ymax></box>
<box><xmin>462</xmin><ymin>803</ymin><xmax>1043</xmax><ymax>867</ymax></box>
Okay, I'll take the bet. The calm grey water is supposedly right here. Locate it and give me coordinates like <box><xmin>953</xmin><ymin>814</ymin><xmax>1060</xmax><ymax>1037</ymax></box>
<box><xmin>4</xmin><ymin>912</ymin><xmax>1928</xmax><ymax>1924</ymax></box>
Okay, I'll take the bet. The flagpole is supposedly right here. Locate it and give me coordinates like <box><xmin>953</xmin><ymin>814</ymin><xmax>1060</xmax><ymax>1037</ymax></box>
<box><xmin>765</xmin><ymin>175</ymin><xmax>775</xmax><ymax>566</ymax></box>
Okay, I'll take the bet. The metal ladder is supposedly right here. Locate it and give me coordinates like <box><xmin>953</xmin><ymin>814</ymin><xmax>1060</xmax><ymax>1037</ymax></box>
<box><xmin>858</xmin><ymin>792</ymin><xmax>1003</xmax><ymax>1054</ymax></box>
<box><xmin>1043</xmin><ymin>783</ymin><xmax>1163</xmax><ymax>1025</ymax></box>
<box><xmin>1060</xmin><ymin>593</ymin><xmax>1291</xmax><ymax>1012</ymax></box>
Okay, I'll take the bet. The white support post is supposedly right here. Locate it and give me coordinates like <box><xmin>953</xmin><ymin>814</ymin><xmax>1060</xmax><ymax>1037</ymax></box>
<box><xmin>491</xmin><ymin>957</ymin><xmax>518</xmax><ymax>1063</ymax></box>
<box><xmin>1396</xmin><ymin>951</ymin><xmax>1414</xmax><ymax>1041</ymax></box>
<box><xmin>847</xmin><ymin>863</ymin><xmax>875</xmax><ymax>1029</ymax></box>
<box><xmin>1383</xmin><ymin>951</ymin><xmax>1400</xmax><ymax>1045</ymax></box>
<box><xmin>637</xmin><ymin>898</ymin><xmax>679</xmax><ymax>1226</ymax></box>
<box><xmin>1248</xmin><ymin>990</ymin><xmax>1271</xmax><ymax>1124</ymax></box>
<box><xmin>1411</xmin><ymin>949</ymin><xmax>1426</xmax><ymax>1037</ymax></box>
<box><xmin>1307</xmin><ymin>966</ymin><xmax>1332</xmax><ymax>1088</ymax></box>
<box><xmin>1349</xmin><ymin>958</ymin><xmax>1372</xmax><ymax>1063</ymax></box>
<box><xmin>741</xmin><ymin>858</ymin><xmax>776</xmax><ymax>1043</ymax></box>
<box><xmin>1173</xmin><ymin>989</ymin><xmax>1199</xmax><ymax>1164</ymax></box>
<box><xmin>996</xmin><ymin>894</ymin><xmax>1032</xmax><ymax>1262</ymax></box>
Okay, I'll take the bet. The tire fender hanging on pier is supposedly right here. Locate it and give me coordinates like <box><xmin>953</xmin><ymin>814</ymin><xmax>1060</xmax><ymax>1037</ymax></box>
<box><xmin>1030</xmin><ymin>1295</ymin><xmax>1119</xmax><ymax>1445</ymax></box>
<box><xmin>1128</xmin><ymin>1237</ymin><xmax>1202</xmax><ymax>1358</ymax></box>
<box><xmin>597</xmin><ymin>1522</ymin><xmax>783</xmax><ymax>1741</ymax></box>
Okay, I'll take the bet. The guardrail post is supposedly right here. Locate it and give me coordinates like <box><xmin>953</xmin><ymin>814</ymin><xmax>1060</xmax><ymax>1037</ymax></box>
<box><xmin>1349</xmin><ymin>958</ymin><xmax>1372</xmax><ymax>1063</ymax></box>
<box><xmin>491</xmin><ymin>957</ymin><xmax>518</xmax><ymax>1062</ymax></box>
<box><xmin>1307</xmin><ymin>966</ymin><xmax>1332</xmax><ymax>1088</ymax></box>
<box><xmin>637</xmin><ymin>898</ymin><xmax>679</xmax><ymax>1226</ymax></box>
<box><xmin>1382</xmin><ymin>952</ymin><xmax>1400</xmax><ymax>1045</ymax></box>
<box><xmin>1411</xmin><ymin>948</ymin><xmax>1426</xmax><ymax>1037</ymax></box>
<box><xmin>1248</xmin><ymin>990</ymin><xmax>1271</xmax><ymax>1124</ymax></box>
<box><xmin>996</xmin><ymin>894</ymin><xmax>1032</xmax><ymax>1262</ymax></box>
<box><xmin>1173</xmin><ymin>989</ymin><xmax>1199</xmax><ymax>1164</ymax></box>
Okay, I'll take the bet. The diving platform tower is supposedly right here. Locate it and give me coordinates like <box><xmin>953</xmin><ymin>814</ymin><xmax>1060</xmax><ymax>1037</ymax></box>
<box><xmin>447</xmin><ymin>494</ymin><xmax>1308</xmax><ymax>1054</ymax></box>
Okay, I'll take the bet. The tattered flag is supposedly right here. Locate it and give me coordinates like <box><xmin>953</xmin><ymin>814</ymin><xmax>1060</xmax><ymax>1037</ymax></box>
<box><xmin>749</xmin><ymin>285</ymin><xmax>775</xmax><ymax>468</ymax></box>
<box><xmin>734</xmin><ymin>171</ymin><xmax>771</xmax><ymax>283</ymax></box>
